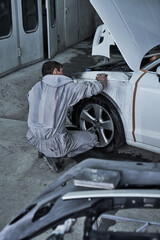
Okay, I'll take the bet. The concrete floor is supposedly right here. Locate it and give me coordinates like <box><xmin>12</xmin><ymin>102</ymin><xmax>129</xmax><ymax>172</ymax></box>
<box><xmin>0</xmin><ymin>39</ymin><xmax>160</xmax><ymax>239</ymax></box>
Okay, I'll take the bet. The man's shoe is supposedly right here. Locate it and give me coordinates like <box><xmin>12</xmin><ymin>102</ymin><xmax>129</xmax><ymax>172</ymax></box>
<box><xmin>43</xmin><ymin>156</ymin><xmax>64</xmax><ymax>173</ymax></box>
<box><xmin>38</xmin><ymin>151</ymin><xmax>44</xmax><ymax>158</ymax></box>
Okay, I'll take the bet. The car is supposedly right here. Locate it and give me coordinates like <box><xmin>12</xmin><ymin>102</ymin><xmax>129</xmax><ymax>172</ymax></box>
<box><xmin>68</xmin><ymin>0</ymin><xmax>160</xmax><ymax>154</ymax></box>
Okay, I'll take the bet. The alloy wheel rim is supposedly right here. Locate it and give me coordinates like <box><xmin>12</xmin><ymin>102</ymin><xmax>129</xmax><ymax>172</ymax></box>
<box><xmin>79</xmin><ymin>103</ymin><xmax>114</xmax><ymax>147</ymax></box>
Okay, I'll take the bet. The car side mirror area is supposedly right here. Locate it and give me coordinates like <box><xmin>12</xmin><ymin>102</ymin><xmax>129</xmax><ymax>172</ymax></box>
<box><xmin>156</xmin><ymin>66</ymin><xmax>160</xmax><ymax>82</ymax></box>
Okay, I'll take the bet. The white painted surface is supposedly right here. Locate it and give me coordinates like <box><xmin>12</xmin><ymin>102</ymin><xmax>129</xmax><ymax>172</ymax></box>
<box><xmin>90</xmin><ymin>0</ymin><xmax>160</xmax><ymax>71</ymax></box>
<box><xmin>78</xmin><ymin>65</ymin><xmax>160</xmax><ymax>154</ymax></box>
<box><xmin>92</xmin><ymin>24</ymin><xmax>115</xmax><ymax>58</ymax></box>
<box><xmin>134</xmin><ymin>71</ymin><xmax>160</xmax><ymax>147</ymax></box>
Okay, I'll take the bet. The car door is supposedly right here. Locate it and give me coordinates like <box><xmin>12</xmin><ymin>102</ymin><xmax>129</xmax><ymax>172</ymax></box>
<box><xmin>134</xmin><ymin>70</ymin><xmax>160</xmax><ymax>148</ymax></box>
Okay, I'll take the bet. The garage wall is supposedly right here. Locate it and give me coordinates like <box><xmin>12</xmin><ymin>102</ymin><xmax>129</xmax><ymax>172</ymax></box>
<box><xmin>78</xmin><ymin>0</ymin><xmax>96</xmax><ymax>41</ymax></box>
<box><xmin>57</xmin><ymin>0</ymin><xmax>100</xmax><ymax>50</ymax></box>
<box><xmin>0</xmin><ymin>0</ymin><xmax>100</xmax><ymax>77</ymax></box>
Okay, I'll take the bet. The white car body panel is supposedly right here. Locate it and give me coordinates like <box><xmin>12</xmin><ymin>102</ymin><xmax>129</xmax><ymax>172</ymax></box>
<box><xmin>92</xmin><ymin>24</ymin><xmax>115</xmax><ymax>58</ymax></box>
<box><xmin>134</xmin><ymin>71</ymin><xmax>160</xmax><ymax>148</ymax></box>
<box><xmin>90</xmin><ymin>0</ymin><xmax>160</xmax><ymax>71</ymax></box>
<box><xmin>74</xmin><ymin>1</ymin><xmax>160</xmax><ymax>154</ymax></box>
<box><xmin>75</xmin><ymin>68</ymin><xmax>160</xmax><ymax>154</ymax></box>
<box><xmin>75</xmin><ymin>71</ymin><xmax>135</xmax><ymax>140</ymax></box>
<box><xmin>127</xmin><ymin>139</ymin><xmax>160</xmax><ymax>154</ymax></box>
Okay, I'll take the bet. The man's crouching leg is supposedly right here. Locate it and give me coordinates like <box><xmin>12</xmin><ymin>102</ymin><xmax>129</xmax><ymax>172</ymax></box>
<box><xmin>66</xmin><ymin>130</ymin><xmax>98</xmax><ymax>158</ymax></box>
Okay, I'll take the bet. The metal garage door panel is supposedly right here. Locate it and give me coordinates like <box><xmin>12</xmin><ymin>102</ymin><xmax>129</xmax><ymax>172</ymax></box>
<box><xmin>17</xmin><ymin>0</ymin><xmax>43</xmax><ymax>65</ymax></box>
<box><xmin>0</xmin><ymin>1</ymin><xmax>19</xmax><ymax>76</ymax></box>
<box><xmin>64</xmin><ymin>0</ymin><xmax>78</xmax><ymax>47</ymax></box>
<box><xmin>46</xmin><ymin>0</ymin><xmax>58</xmax><ymax>59</ymax></box>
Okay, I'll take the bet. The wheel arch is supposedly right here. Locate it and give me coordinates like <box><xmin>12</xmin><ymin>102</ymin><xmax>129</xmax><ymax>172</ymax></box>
<box><xmin>72</xmin><ymin>92</ymin><xmax>127</xmax><ymax>140</ymax></box>
<box><xmin>100</xmin><ymin>92</ymin><xmax>127</xmax><ymax>138</ymax></box>
<box><xmin>72</xmin><ymin>92</ymin><xmax>126</xmax><ymax>151</ymax></box>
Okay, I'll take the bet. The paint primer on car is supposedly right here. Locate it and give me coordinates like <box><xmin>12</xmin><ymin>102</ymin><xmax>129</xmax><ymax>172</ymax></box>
<box><xmin>70</xmin><ymin>0</ymin><xmax>160</xmax><ymax>154</ymax></box>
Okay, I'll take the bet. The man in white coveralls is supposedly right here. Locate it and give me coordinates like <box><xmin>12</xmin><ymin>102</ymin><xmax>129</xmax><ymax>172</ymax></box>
<box><xmin>26</xmin><ymin>61</ymin><xmax>107</xmax><ymax>172</ymax></box>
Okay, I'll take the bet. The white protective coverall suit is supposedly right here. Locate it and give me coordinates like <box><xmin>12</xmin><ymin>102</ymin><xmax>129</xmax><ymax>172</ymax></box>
<box><xmin>26</xmin><ymin>74</ymin><xmax>103</xmax><ymax>158</ymax></box>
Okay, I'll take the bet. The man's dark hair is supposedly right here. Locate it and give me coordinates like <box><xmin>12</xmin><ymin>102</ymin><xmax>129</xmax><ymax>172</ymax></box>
<box><xmin>42</xmin><ymin>61</ymin><xmax>63</xmax><ymax>76</ymax></box>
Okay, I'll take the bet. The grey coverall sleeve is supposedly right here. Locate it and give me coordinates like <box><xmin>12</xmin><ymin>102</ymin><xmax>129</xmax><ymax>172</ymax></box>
<box><xmin>67</xmin><ymin>81</ymin><xmax>103</xmax><ymax>107</ymax></box>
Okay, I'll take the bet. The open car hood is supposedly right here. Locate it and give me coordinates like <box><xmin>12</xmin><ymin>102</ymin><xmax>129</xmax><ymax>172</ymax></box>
<box><xmin>90</xmin><ymin>0</ymin><xmax>160</xmax><ymax>71</ymax></box>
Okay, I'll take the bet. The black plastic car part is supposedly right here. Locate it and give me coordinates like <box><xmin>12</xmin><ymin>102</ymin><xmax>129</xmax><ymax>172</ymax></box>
<box><xmin>87</xmin><ymin>59</ymin><xmax>132</xmax><ymax>72</ymax></box>
<box><xmin>0</xmin><ymin>158</ymin><xmax>160</xmax><ymax>240</ymax></box>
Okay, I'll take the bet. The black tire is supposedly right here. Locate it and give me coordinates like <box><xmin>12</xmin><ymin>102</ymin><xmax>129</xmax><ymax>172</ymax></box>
<box><xmin>74</xmin><ymin>95</ymin><xmax>126</xmax><ymax>152</ymax></box>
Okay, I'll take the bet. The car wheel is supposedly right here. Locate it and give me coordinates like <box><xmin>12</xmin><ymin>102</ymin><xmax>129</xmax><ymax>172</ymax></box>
<box><xmin>75</xmin><ymin>95</ymin><xmax>125</xmax><ymax>152</ymax></box>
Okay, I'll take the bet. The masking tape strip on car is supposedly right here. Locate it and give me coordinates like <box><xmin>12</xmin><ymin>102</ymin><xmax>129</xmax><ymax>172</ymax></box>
<box><xmin>132</xmin><ymin>69</ymin><xmax>147</xmax><ymax>142</ymax></box>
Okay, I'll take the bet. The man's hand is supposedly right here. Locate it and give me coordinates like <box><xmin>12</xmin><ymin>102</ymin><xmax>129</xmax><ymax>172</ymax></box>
<box><xmin>96</xmin><ymin>73</ymin><xmax>107</xmax><ymax>88</ymax></box>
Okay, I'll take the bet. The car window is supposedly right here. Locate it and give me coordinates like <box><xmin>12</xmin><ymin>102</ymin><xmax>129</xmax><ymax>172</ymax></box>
<box><xmin>142</xmin><ymin>57</ymin><xmax>160</xmax><ymax>72</ymax></box>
